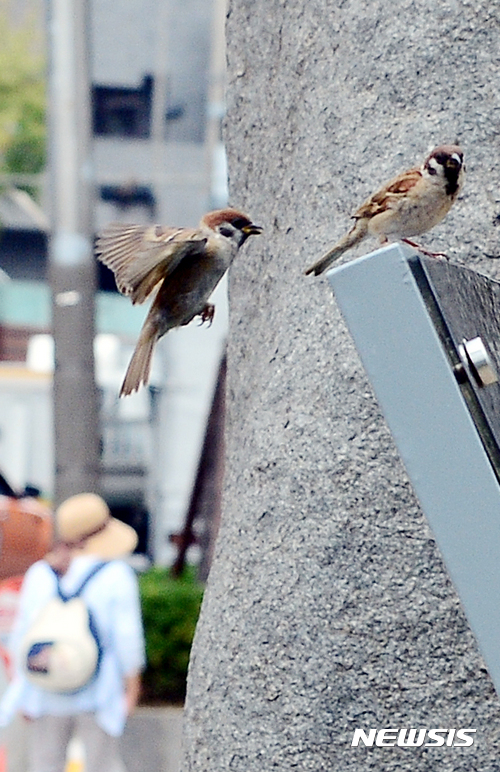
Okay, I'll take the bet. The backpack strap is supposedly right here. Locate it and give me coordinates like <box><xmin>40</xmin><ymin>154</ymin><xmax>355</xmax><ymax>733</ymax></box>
<box><xmin>53</xmin><ymin>561</ymin><xmax>108</xmax><ymax>602</ymax></box>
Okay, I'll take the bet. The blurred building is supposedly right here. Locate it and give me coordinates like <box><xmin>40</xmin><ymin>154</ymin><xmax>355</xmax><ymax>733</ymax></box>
<box><xmin>0</xmin><ymin>0</ymin><xmax>228</xmax><ymax>567</ymax></box>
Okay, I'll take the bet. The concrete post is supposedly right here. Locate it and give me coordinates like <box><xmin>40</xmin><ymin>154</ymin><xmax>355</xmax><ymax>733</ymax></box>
<box><xmin>183</xmin><ymin>0</ymin><xmax>500</xmax><ymax>768</ymax></box>
<box><xmin>48</xmin><ymin>0</ymin><xmax>100</xmax><ymax>505</ymax></box>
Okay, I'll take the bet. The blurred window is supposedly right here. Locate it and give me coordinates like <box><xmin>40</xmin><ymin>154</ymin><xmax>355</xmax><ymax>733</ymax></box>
<box><xmin>92</xmin><ymin>75</ymin><xmax>153</xmax><ymax>138</ymax></box>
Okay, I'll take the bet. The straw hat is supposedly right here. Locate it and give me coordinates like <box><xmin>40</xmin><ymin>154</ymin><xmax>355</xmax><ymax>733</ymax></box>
<box><xmin>56</xmin><ymin>493</ymin><xmax>137</xmax><ymax>559</ymax></box>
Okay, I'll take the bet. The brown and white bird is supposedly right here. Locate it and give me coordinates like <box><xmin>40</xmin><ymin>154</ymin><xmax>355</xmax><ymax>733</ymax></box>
<box><xmin>305</xmin><ymin>145</ymin><xmax>465</xmax><ymax>276</ymax></box>
<box><xmin>96</xmin><ymin>208</ymin><xmax>262</xmax><ymax>396</ymax></box>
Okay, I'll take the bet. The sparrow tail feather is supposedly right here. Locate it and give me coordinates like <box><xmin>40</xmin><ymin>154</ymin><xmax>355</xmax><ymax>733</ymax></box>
<box><xmin>120</xmin><ymin>330</ymin><xmax>157</xmax><ymax>397</ymax></box>
<box><xmin>304</xmin><ymin>219</ymin><xmax>368</xmax><ymax>276</ymax></box>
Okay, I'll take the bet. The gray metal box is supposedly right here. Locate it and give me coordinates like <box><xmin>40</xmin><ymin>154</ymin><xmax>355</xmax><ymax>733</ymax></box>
<box><xmin>328</xmin><ymin>243</ymin><xmax>500</xmax><ymax>692</ymax></box>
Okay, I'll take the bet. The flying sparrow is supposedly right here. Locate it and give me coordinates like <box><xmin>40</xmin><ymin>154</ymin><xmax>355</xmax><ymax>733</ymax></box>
<box><xmin>305</xmin><ymin>145</ymin><xmax>465</xmax><ymax>276</ymax></box>
<box><xmin>96</xmin><ymin>208</ymin><xmax>262</xmax><ymax>396</ymax></box>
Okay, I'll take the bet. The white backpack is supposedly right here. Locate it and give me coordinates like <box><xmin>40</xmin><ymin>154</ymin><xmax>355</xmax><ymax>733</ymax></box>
<box><xmin>20</xmin><ymin>562</ymin><xmax>106</xmax><ymax>693</ymax></box>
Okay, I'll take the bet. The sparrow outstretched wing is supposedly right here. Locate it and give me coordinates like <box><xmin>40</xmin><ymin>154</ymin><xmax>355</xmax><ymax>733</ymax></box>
<box><xmin>96</xmin><ymin>224</ymin><xmax>207</xmax><ymax>304</ymax></box>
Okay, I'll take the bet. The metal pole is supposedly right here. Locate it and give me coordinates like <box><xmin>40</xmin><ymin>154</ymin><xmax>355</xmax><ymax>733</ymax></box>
<box><xmin>47</xmin><ymin>0</ymin><xmax>100</xmax><ymax>506</ymax></box>
<box><xmin>205</xmin><ymin>0</ymin><xmax>227</xmax><ymax>207</ymax></box>
<box><xmin>151</xmin><ymin>0</ymin><xmax>169</xmax><ymax>217</ymax></box>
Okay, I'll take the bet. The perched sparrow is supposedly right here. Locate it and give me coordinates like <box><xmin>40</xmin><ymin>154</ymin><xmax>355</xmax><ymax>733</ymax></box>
<box><xmin>96</xmin><ymin>208</ymin><xmax>262</xmax><ymax>396</ymax></box>
<box><xmin>305</xmin><ymin>145</ymin><xmax>465</xmax><ymax>276</ymax></box>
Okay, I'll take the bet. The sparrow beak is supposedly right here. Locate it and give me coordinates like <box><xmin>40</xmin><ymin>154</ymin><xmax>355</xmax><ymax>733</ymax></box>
<box><xmin>242</xmin><ymin>223</ymin><xmax>263</xmax><ymax>236</ymax></box>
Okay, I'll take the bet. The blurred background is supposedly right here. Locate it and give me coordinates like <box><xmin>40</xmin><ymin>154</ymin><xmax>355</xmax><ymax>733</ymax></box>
<box><xmin>0</xmin><ymin>0</ymin><xmax>229</xmax><ymax>767</ymax></box>
<box><xmin>0</xmin><ymin>0</ymin><xmax>229</xmax><ymax>576</ymax></box>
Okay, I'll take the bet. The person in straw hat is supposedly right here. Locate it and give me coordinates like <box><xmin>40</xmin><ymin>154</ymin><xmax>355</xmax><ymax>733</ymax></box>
<box><xmin>0</xmin><ymin>493</ymin><xmax>146</xmax><ymax>772</ymax></box>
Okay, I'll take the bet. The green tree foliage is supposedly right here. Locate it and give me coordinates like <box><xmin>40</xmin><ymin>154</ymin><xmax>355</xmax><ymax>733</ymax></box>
<box><xmin>0</xmin><ymin>3</ymin><xmax>46</xmax><ymax>184</ymax></box>
<box><xmin>139</xmin><ymin>566</ymin><xmax>204</xmax><ymax>703</ymax></box>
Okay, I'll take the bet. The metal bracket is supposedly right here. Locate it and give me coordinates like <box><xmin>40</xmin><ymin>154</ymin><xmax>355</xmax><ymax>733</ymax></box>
<box><xmin>328</xmin><ymin>243</ymin><xmax>500</xmax><ymax>694</ymax></box>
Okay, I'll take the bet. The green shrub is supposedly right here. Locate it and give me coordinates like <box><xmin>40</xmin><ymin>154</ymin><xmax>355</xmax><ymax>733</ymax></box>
<box><xmin>139</xmin><ymin>566</ymin><xmax>204</xmax><ymax>703</ymax></box>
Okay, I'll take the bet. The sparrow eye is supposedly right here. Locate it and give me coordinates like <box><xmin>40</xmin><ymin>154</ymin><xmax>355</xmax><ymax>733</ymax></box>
<box><xmin>428</xmin><ymin>166</ymin><xmax>437</xmax><ymax>176</ymax></box>
<box><xmin>219</xmin><ymin>226</ymin><xmax>234</xmax><ymax>238</ymax></box>
<box><xmin>230</xmin><ymin>217</ymin><xmax>251</xmax><ymax>230</ymax></box>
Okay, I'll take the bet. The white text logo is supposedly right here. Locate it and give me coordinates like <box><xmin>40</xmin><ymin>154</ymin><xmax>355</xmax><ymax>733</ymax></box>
<box><xmin>351</xmin><ymin>728</ymin><xmax>476</xmax><ymax>748</ymax></box>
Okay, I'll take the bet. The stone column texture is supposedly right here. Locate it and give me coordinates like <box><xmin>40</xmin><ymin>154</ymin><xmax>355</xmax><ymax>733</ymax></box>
<box><xmin>182</xmin><ymin>1</ymin><xmax>500</xmax><ymax>770</ymax></box>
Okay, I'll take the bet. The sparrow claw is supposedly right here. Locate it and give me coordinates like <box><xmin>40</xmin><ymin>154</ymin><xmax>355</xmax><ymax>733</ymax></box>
<box><xmin>199</xmin><ymin>303</ymin><xmax>215</xmax><ymax>326</ymax></box>
<box><xmin>402</xmin><ymin>239</ymin><xmax>449</xmax><ymax>261</ymax></box>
